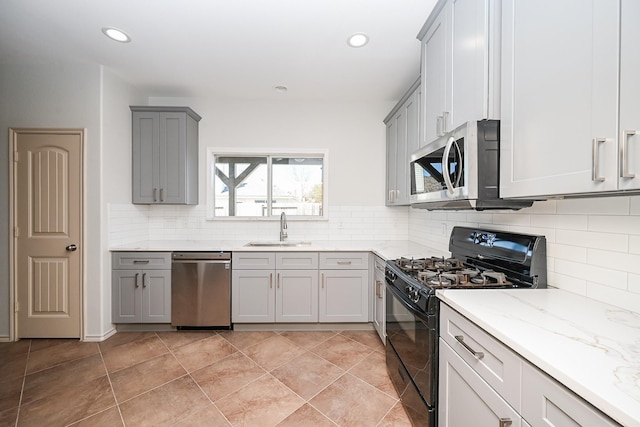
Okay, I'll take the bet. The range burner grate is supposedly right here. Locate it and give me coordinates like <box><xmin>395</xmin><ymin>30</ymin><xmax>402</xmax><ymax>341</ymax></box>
<box><xmin>393</xmin><ymin>257</ymin><xmax>513</xmax><ymax>289</ymax></box>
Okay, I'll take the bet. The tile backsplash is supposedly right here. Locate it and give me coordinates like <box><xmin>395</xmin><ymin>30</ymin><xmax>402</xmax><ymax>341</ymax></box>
<box><xmin>109</xmin><ymin>196</ymin><xmax>640</xmax><ymax>312</ymax></box>
<box><xmin>408</xmin><ymin>196</ymin><xmax>640</xmax><ymax>313</ymax></box>
<box><xmin>108</xmin><ymin>204</ymin><xmax>409</xmax><ymax>245</ymax></box>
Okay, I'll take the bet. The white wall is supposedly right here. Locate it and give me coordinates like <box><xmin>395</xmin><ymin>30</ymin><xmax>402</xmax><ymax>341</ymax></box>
<box><xmin>148</xmin><ymin>97</ymin><xmax>392</xmax><ymax>207</ymax></box>
<box><xmin>94</xmin><ymin>68</ymin><xmax>146</xmax><ymax>340</ymax></box>
<box><xmin>409</xmin><ymin>196</ymin><xmax>640</xmax><ymax>313</ymax></box>
<box><xmin>0</xmin><ymin>62</ymin><xmax>102</xmax><ymax>340</ymax></box>
<box><xmin>0</xmin><ymin>62</ymin><xmax>145</xmax><ymax>341</ymax></box>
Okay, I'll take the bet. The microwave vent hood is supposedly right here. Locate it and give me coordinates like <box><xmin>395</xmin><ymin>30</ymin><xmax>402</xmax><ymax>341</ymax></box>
<box><xmin>409</xmin><ymin>120</ymin><xmax>536</xmax><ymax>211</ymax></box>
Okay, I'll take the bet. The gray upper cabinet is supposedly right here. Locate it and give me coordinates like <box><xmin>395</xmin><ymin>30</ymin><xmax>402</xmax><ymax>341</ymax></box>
<box><xmin>131</xmin><ymin>106</ymin><xmax>201</xmax><ymax>204</ymax></box>
<box><xmin>384</xmin><ymin>78</ymin><xmax>420</xmax><ymax>206</ymax></box>
<box><xmin>499</xmin><ymin>0</ymin><xmax>622</xmax><ymax>198</ymax></box>
<box><xmin>418</xmin><ymin>0</ymin><xmax>500</xmax><ymax>147</ymax></box>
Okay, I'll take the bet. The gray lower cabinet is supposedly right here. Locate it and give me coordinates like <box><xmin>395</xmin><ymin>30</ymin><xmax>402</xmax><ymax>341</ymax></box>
<box><xmin>232</xmin><ymin>252</ymin><xmax>319</xmax><ymax>323</ymax></box>
<box><xmin>439</xmin><ymin>304</ymin><xmax>621</xmax><ymax>427</ymax></box>
<box><xmin>131</xmin><ymin>106</ymin><xmax>200</xmax><ymax>205</ymax></box>
<box><xmin>319</xmin><ymin>252</ymin><xmax>369</xmax><ymax>323</ymax></box>
<box><xmin>111</xmin><ymin>252</ymin><xmax>171</xmax><ymax>323</ymax></box>
<box><xmin>372</xmin><ymin>255</ymin><xmax>386</xmax><ymax>342</ymax></box>
<box><xmin>232</xmin><ymin>252</ymin><xmax>369</xmax><ymax>324</ymax></box>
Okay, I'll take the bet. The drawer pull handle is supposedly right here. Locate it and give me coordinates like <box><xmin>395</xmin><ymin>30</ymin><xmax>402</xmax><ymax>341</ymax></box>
<box><xmin>337</xmin><ymin>261</ymin><xmax>352</xmax><ymax>265</ymax></box>
<box><xmin>133</xmin><ymin>260</ymin><xmax>150</xmax><ymax>264</ymax></box>
<box><xmin>142</xmin><ymin>273</ymin><xmax>147</xmax><ymax>288</ymax></box>
<box><xmin>455</xmin><ymin>335</ymin><xmax>484</xmax><ymax>359</ymax></box>
<box><xmin>135</xmin><ymin>273</ymin><xmax>140</xmax><ymax>288</ymax></box>
<box><xmin>499</xmin><ymin>418</ymin><xmax>512</xmax><ymax>427</ymax></box>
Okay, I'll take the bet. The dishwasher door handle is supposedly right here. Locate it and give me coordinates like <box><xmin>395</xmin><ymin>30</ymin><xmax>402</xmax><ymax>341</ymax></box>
<box><xmin>172</xmin><ymin>260</ymin><xmax>231</xmax><ymax>266</ymax></box>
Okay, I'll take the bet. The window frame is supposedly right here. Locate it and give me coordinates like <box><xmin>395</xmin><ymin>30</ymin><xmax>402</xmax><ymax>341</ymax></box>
<box><xmin>206</xmin><ymin>147</ymin><xmax>329</xmax><ymax>220</ymax></box>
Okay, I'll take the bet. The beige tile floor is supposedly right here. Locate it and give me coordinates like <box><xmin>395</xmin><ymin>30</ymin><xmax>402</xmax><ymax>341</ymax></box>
<box><xmin>0</xmin><ymin>330</ymin><xmax>413</xmax><ymax>426</ymax></box>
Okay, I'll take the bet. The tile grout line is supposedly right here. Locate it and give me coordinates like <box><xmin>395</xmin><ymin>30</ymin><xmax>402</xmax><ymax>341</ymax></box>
<box><xmin>161</xmin><ymin>331</ymin><xmax>237</xmax><ymax>426</ymax></box>
<box><xmin>97</xmin><ymin>338</ymin><xmax>127</xmax><ymax>427</ymax></box>
<box><xmin>14</xmin><ymin>339</ymin><xmax>32</xmax><ymax>427</ymax></box>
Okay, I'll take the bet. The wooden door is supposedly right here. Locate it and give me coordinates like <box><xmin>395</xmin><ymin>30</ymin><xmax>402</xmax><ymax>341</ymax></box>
<box><xmin>13</xmin><ymin>129</ymin><xmax>83</xmax><ymax>338</ymax></box>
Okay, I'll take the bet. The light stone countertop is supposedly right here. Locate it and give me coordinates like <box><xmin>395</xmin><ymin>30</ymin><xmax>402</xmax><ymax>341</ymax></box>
<box><xmin>437</xmin><ymin>288</ymin><xmax>640</xmax><ymax>427</ymax></box>
<box><xmin>109</xmin><ymin>239</ymin><xmax>446</xmax><ymax>261</ymax></box>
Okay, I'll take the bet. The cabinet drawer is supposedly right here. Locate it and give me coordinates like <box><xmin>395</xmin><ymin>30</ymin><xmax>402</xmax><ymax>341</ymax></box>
<box><xmin>232</xmin><ymin>252</ymin><xmax>275</xmax><ymax>269</ymax></box>
<box><xmin>319</xmin><ymin>252</ymin><xmax>369</xmax><ymax>269</ymax></box>
<box><xmin>276</xmin><ymin>252</ymin><xmax>319</xmax><ymax>269</ymax></box>
<box><xmin>521</xmin><ymin>362</ymin><xmax>621</xmax><ymax>427</ymax></box>
<box><xmin>112</xmin><ymin>252</ymin><xmax>171</xmax><ymax>270</ymax></box>
<box><xmin>440</xmin><ymin>303</ymin><xmax>522</xmax><ymax>411</ymax></box>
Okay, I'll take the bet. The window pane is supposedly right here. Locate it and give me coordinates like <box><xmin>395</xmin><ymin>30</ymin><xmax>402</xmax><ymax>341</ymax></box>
<box><xmin>214</xmin><ymin>156</ymin><xmax>268</xmax><ymax>216</ymax></box>
<box><xmin>271</xmin><ymin>157</ymin><xmax>323</xmax><ymax>216</ymax></box>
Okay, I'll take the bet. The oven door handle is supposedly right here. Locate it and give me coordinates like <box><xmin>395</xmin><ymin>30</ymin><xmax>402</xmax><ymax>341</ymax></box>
<box><xmin>385</xmin><ymin>282</ymin><xmax>432</xmax><ymax>323</ymax></box>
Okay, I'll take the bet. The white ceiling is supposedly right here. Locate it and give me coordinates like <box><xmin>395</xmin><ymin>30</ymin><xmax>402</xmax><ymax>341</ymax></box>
<box><xmin>0</xmin><ymin>0</ymin><xmax>437</xmax><ymax>102</ymax></box>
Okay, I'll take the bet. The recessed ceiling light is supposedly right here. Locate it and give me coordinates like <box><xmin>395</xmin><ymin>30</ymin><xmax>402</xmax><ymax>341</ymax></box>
<box><xmin>273</xmin><ymin>85</ymin><xmax>288</xmax><ymax>93</ymax></box>
<box><xmin>102</xmin><ymin>27</ymin><xmax>131</xmax><ymax>43</ymax></box>
<box><xmin>347</xmin><ymin>33</ymin><xmax>369</xmax><ymax>48</ymax></box>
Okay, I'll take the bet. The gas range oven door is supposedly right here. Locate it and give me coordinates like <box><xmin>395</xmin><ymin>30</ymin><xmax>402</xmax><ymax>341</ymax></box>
<box><xmin>385</xmin><ymin>283</ymin><xmax>437</xmax><ymax>427</ymax></box>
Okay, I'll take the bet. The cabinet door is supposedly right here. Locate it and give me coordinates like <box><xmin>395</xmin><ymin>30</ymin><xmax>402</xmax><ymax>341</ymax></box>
<box><xmin>373</xmin><ymin>258</ymin><xmax>386</xmax><ymax>342</ymax></box>
<box><xmin>439</xmin><ymin>340</ymin><xmax>522</xmax><ymax>427</ymax></box>
<box><xmin>319</xmin><ymin>270</ymin><xmax>369</xmax><ymax>322</ymax></box>
<box><xmin>521</xmin><ymin>363</ymin><xmax>620</xmax><ymax>427</ymax></box>
<box><xmin>450</xmin><ymin>0</ymin><xmax>497</xmax><ymax>130</ymax></box>
<box><xmin>141</xmin><ymin>270</ymin><xmax>171</xmax><ymax>323</ymax></box>
<box><xmin>112</xmin><ymin>270</ymin><xmax>142</xmax><ymax>323</ymax></box>
<box><xmin>158</xmin><ymin>112</ymin><xmax>188</xmax><ymax>204</ymax></box>
<box><xmin>386</xmin><ymin>116</ymin><xmax>399</xmax><ymax>206</ymax></box>
<box><xmin>276</xmin><ymin>270</ymin><xmax>318</xmax><ymax>323</ymax></box>
<box><xmin>500</xmin><ymin>0</ymin><xmax>619</xmax><ymax>198</ymax></box>
<box><xmin>232</xmin><ymin>269</ymin><xmax>275</xmax><ymax>323</ymax></box>
<box><xmin>132</xmin><ymin>111</ymin><xmax>159</xmax><ymax>204</ymax></box>
<box><xmin>386</xmin><ymin>108</ymin><xmax>409</xmax><ymax>206</ymax></box>
<box><xmin>619</xmin><ymin>0</ymin><xmax>640</xmax><ymax>191</ymax></box>
<box><xmin>421</xmin><ymin>1</ymin><xmax>450</xmax><ymax>146</ymax></box>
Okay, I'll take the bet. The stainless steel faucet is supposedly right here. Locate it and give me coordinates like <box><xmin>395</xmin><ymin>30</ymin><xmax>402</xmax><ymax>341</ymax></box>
<box><xmin>279</xmin><ymin>212</ymin><xmax>288</xmax><ymax>241</ymax></box>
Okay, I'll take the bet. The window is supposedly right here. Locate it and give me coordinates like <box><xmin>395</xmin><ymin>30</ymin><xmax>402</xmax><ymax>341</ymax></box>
<box><xmin>207</xmin><ymin>150</ymin><xmax>326</xmax><ymax>219</ymax></box>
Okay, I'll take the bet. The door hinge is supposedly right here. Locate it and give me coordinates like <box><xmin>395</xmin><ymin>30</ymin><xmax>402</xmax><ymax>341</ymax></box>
<box><xmin>15</xmin><ymin>301</ymin><xmax>19</xmax><ymax>312</ymax></box>
<box><xmin>14</xmin><ymin>226</ymin><xmax>19</xmax><ymax>237</ymax></box>
<box><xmin>14</xmin><ymin>151</ymin><xmax>19</xmax><ymax>162</ymax></box>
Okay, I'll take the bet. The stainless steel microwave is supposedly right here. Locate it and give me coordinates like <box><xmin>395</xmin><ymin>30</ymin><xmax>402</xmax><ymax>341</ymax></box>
<box><xmin>410</xmin><ymin>120</ymin><xmax>534</xmax><ymax>210</ymax></box>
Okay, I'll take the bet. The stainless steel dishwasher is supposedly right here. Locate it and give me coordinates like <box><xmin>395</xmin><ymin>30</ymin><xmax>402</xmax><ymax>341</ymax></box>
<box><xmin>171</xmin><ymin>252</ymin><xmax>231</xmax><ymax>328</ymax></box>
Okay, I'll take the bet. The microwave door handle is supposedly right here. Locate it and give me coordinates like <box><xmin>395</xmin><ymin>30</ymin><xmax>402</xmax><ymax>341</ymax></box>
<box><xmin>453</xmin><ymin>140</ymin><xmax>463</xmax><ymax>188</ymax></box>
<box><xmin>442</xmin><ymin>136</ymin><xmax>456</xmax><ymax>194</ymax></box>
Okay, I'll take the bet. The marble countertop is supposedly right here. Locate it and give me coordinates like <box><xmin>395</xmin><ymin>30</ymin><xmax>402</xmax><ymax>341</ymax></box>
<box><xmin>110</xmin><ymin>240</ymin><xmax>446</xmax><ymax>261</ymax></box>
<box><xmin>437</xmin><ymin>288</ymin><xmax>640</xmax><ymax>427</ymax></box>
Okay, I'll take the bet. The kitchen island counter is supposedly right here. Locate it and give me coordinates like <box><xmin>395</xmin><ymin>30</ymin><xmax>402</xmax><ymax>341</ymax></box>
<box><xmin>438</xmin><ymin>288</ymin><xmax>640</xmax><ymax>427</ymax></box>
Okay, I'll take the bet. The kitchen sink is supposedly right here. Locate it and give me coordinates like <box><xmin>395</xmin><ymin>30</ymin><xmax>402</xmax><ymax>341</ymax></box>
<box><xmin>245</xmin><ymin>241</ymin><xmax>312</xmax><ymax>247</ymax></box>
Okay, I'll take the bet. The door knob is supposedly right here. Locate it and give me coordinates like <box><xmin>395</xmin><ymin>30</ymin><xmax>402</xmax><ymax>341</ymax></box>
<box><xmin>66</xmin><ymin>244</ymin><xmax>78</xmax><ymax>252</ymax></box>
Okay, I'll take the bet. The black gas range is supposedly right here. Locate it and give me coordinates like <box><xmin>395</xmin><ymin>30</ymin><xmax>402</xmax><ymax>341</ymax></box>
<box><xmin>385</xmin><ymin>226</ymin><xmax>547</xmax><ymax>427</ymax></box>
